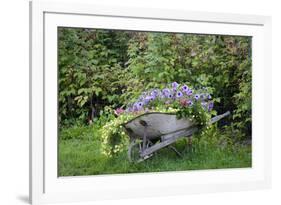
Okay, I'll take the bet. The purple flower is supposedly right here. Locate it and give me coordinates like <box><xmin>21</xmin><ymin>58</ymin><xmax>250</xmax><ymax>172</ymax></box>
<box><xmin>187</xmin><ymin>100</ymin><xmax>193</xmax><ymax>106</ymax></box>
<box><xmin>137</xmin><ymin>102</ymin><xmax>143</xmax><ymax>110</ymax></box>
<box><xmin>172</xmin><ymin>82</ymin><xmax>179</xmax><ymax>89</ymax></box>
<box><xmin>133</xmin><ymin>104</ymin><xmax>138</xmax><ymax>112</ymax></box>
<box><xmin>194</xmin><ymin>94</ymin><xmax>200</xmax><ymax>100</ymax></box>
<box><xmin>208</xmin><ymin>102</ymin><xmax>214</xmax><ymax>111</ymax></box>
<box><xmin>125</xmin><ymin>83</ymin><xmax>215</xmax><ymax>114</ymax></box>
<box><xmin>144</xmin><ymin>96</ymin><xmax>152</xmax><ymax>104</ymax></box>
<box><xmin>182</xmin><ymin>84</ymin><xmax>189</xmax><ymax>92</ymax></box>
<box><xmin>186</xmin><ymin>89</ymin><xmax>193</xmax><ymax>96</ymax></box>
<box><xmin>151</xmin><ymin>89</ymin><xmax>159</xmax><ymax>97</ymax></box>
<box><xmin>159</xmin><ymin>93</ymin><xmax>165</xmax><ymax>99</ymax></box>
<box><xmin>162</xmin><ymin>88</ymin><xmax>171</xmax><ymax>97</ymax></box>
<box><xmin>201</xmin><ymin>102</ymin><xmax>207</xmax><ymax>110</ymax></box>
<box><xmin>150</xmin><ymin>95</ymin><xmax>156</xmax><ymax>100</ymax></box>
<box><xmin>133</xmin><ymin>102</ymin><xmax>143</xmax><ymax>111</ymax></box>
<box><xmin>126</xmin><ymin>107</ymin><xmax>133</xmax><ymax>113</ymax></box>
<box><xmin>176</xmin><ymin>91</ymin><xmax>183</xmax><ymax>98</ymax></box>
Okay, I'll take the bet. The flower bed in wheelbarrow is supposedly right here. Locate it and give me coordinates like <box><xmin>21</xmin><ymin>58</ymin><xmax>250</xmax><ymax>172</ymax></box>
<box><xmin>100</xmin><ymin>82</ymin><xmax>229</xmax><ymax>162</ymax></box>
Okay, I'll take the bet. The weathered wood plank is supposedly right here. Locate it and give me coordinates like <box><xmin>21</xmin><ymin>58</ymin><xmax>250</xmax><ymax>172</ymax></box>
<box><xmin>210</xmin><ymin>111</ymin><xmax>230</xmax><ymax>124</ymax></box>
<box><xmin>140</xmin><ymin>127</ymin><xmax>198</xmax><ymax>157</ymax></box>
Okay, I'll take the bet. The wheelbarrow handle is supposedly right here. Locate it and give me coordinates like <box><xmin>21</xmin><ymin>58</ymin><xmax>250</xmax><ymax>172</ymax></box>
<box><xmin>210</xmin><ymin>111</ymin><xmax>230</xmax><ymax>124</ymax></box>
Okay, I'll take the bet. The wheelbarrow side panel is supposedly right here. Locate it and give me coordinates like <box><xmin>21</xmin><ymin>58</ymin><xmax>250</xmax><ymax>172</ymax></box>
<box><xmin>123</xmin><ymin>112</ymin><xmax>194</xmax><ymax>140</ymax></box>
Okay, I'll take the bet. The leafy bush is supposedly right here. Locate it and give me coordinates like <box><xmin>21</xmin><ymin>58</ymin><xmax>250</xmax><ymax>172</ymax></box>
<box><xmin>58</xmin><ymin>28</ymin><xmax>252</xmax><ymax>140</ymax></box>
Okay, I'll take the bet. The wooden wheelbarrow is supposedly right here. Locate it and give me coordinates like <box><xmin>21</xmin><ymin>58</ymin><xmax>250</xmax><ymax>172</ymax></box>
<box><xmin>123</xmin><ymin>111</ymin><xmax>230</xmax><ymax>162</ymax></box>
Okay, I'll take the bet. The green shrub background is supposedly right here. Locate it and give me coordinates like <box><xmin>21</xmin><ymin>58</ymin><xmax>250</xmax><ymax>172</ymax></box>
<box><xmin>58</xmin><ymin>27</ymin><xmax>252</xmax><ymax>176</ymax></box>
<box><xmin>59</xmin><ymin>27</ymin><xmax>251</xmax><ymax>139</ymax></box>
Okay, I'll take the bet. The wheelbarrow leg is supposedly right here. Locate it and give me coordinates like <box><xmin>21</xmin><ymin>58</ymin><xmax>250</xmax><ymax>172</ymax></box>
<box><xmin>142</xmin><ymin>125</ymin><xmax>147</xmax><ymax>152</ymax></box>
<box><xmin>168</xmin><ymin>145</ymin><xmax>183</xmax><ymax>157</ymax></box>
<box><xmin>186</xmin><ymin>137</ymin><xmax>193</xmax><ymax>153</ymax></box>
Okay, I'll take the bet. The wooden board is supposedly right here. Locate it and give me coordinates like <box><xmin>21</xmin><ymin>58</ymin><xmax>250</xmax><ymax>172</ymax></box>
<box><xmin>140</xmin><ymin>127</ymin><xmax>198</xmax><ymax>157</ymax></box>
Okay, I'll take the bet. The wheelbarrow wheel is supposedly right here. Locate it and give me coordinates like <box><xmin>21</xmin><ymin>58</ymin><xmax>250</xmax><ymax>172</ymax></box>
<box><xmin>128</xmin><ymin>140</ymin><xmax>142</xmax><ymax>163</ymax></box>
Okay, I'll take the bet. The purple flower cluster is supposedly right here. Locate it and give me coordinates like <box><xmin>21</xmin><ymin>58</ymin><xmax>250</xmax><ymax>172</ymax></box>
<box><xmin>125</xmin><ymin>82</ymin><xmax>214</xmax><ymax>113</ymax></box>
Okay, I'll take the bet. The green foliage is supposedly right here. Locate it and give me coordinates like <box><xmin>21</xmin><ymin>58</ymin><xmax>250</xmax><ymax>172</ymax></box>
<box><xmin>58</xmin><ymin>28</ymin><xmax>252</xmax><ymax>176</ymax></box>
<box><xmin>100</xmin><ymin>114</ymin><xmax>133</xmax><ymax>157</ymax></box>
<box><xmin>58</xmin><ymin>28</ymin><xmax>252</xmax><ymax>140</ymax></box>
<box><xmin>176</xmin><ymin>101</ymin><xmax>213</xmax><ymax>130</ymax></box>
<box><xmin>93</xmin><ymin>106</ymin><xmax>116</xmax><ymax>127</ymax></box>
<box><xmin>58</xmin><ymin>28</ymin><xmax>132</xmax><ymax>124</ymax></box>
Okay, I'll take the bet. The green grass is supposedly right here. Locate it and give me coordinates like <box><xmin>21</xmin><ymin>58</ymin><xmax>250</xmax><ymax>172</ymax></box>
<box><xmin>58</xmin><ymin>124</ymin><xmax>251</xmax><ymax>176</ymax></box>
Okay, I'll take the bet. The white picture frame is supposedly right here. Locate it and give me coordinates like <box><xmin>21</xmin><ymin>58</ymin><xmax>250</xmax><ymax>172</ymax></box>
<box><xmin>30</xmin><ymin>0</ymin><xmax>272</xmax><ymax>204</ymax></box>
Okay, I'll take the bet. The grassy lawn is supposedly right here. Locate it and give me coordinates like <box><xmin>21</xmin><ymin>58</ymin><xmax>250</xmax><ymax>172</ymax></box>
<box><xmin>58</xmin><ymin>124</ymin><xmax>251</xmax><ymax>176</ymax></box>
